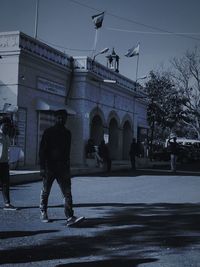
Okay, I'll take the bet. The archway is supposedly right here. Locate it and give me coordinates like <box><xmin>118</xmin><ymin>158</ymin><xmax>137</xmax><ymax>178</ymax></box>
<box><xmin>122</xmin><ymin>120</ymin><xmax>132</xmax><ymax>159</ymax></box>
<box><xmin>109</xmin><ymin>118</ymin><xmax>119</xmax><ymax>159</ymax></box>
<box><xmin>90</xmin><ymin>115</ymin><xmax>104</xmax><ymax>146</ymax></box>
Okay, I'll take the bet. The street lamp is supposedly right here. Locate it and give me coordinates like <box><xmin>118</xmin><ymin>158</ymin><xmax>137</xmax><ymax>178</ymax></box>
<box><xmin>136</xmin><ymin>75</ymin><xmax>147</xmax><ymax>82</ymax></box>
<box><xmin>135</xmin><ymin>75</ymin><xmax>147</xmax><ymax>91</ymax></box>
<box><xmin>91</xmin><ymin>47</ymin><xmax>115</xmax><ymax>83</ymax></box>
<box><xmin>93</xmin><ymin>47</ymin><xmax>109</xmax><ymax>61</ymax></box>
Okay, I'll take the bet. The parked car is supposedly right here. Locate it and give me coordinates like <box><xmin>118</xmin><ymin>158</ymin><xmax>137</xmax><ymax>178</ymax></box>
<box><xmin>165</xmin><ymin>138</ymin><xmax>200</xmax><ymax>148</ymax></box>
<box><xmin>152</xmin><ymin>144</ymin><xmax>200</xmax><ymax>163</ymax></box>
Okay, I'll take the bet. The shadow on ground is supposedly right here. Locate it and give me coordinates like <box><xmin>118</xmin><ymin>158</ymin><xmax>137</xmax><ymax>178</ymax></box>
<box><xmin>82</xmin><ymin>168</ymin><xmax>200</xmax><ymax>178</ymax></box>
<box><xmin>0</xmin><ymin>230</ymin><xmax>59</xmax><ymax>239</ymax></box>
<box><xmin>1</xmin><ymin>203</ymin><xmax>200</xmax><ymax>265</ymax></box>
<box><xmin>56</xmin><ymin>258</ymin><xmax>157</xmax><ymax>267</ymax></box>
<box><xmin>97</xmin><ymin>160</ymin><xmax>200</xmax><ymax>177</ymax></box>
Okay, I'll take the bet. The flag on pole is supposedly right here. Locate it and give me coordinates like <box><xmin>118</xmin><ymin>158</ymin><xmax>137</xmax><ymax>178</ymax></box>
<box><xmin>125</xmin><ymin>43</ymin><xmax>140</xmax><ymax>57</ymax></box>
<box><xmin>92</xmin><ymin>12</ymin><xmax>104</xmax><ymax>29</ymax></box>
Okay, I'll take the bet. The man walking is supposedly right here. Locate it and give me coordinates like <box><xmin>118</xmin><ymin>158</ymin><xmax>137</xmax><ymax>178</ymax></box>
<box><xmin>129</xmin><ymin>138</ymin><xmax>138</xmax><ymax>170</ymax></box>
<box><xmin>168</xmin><ymin>136</ymin><xmax>179</xmax><ymax>172</ymax></box>
<box><xmin>98</xmin><ymin>140</ymin><xmax>112</xmax><ymax>172</ymax></box>
<box><xmin>39</xmin><ymin>109</ymin><xmax>84</xmax><ymax>225</ymax></box>
<box><xmin>0</xmin><ymin>117</ymin><xmax>17</xmax><ymax>210</ymax></box>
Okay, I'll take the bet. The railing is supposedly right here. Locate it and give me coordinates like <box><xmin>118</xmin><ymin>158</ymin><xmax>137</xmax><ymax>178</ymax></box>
<box><xmin>73</xmin><ymin>56</ymin><xmax>146</xmax><ymax>96</ymax></box>
<box><xmin>19</xmin><ymin>32</ymin><xmax>71</xmax><ymax>67</ymax></box>
<box><xmin>0</xmin><ymin>31</ymin><xmax>71</xmax><ymax>68</ymax></box>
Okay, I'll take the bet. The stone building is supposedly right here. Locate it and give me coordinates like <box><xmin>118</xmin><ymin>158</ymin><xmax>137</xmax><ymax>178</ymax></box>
<box><xmin>0</xmin><ymin>31</ymin><xmax>148</xmax><ymax>167</ymax></box>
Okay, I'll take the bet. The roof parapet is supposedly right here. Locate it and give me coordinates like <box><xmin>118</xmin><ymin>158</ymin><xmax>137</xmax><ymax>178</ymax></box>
<box><xmin>0</xmin><ymin>31</ymin><xmax>71</xmax><ymax>68</ymax></box>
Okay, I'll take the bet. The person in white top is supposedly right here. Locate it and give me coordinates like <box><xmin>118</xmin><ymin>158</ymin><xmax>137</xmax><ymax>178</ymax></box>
<box><xmin>0</xmin><ymin>117</ymin><xmax>17</xmax><ymax>210</ymax></box>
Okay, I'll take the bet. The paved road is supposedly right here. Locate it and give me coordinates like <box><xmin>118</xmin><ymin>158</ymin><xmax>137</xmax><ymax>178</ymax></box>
<box><xmin>0</xmin><ymin>169</ymin><xmax>200</xmax><ymax>267</ymax></box>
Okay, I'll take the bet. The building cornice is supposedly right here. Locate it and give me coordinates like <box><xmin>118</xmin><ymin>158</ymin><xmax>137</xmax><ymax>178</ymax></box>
<box><xmin>0</xmin><ymin>31</ymin><xmax>71</xmax><ymax>68</ymax></box>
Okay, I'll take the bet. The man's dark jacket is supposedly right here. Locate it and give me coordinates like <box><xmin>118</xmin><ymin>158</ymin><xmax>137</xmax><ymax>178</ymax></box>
<box><xmin>39</xmin><ymin>124</ymin><xmax>71</xmax><ymax>170</ymax></box>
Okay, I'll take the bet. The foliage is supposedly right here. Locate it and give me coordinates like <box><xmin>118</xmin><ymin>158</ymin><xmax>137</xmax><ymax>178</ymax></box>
<box><xmin>145</xmin><ymin>71</ymin><xmax>185</xmax><ymax>141</ymax></box>
<box><xmin>170</xmin><ymin>47</ymin><xmax>200</xmax><ymax>139</ymax></box>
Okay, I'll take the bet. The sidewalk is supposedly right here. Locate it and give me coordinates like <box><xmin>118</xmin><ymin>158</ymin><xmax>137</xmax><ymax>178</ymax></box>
<box><xmin>10</xmin><ymin>159</ymin><xmax>199</xmax><ymax>185</ymax></box>
<box><xmin>9</xmin><ymin>160</ymin><xmax>132</xmax><ymax>185</ymax></box>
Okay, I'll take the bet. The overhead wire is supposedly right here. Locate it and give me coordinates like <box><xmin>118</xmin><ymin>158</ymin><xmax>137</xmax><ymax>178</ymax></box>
<box><xmin>107</xmin><ymin>27</ymin><xmax>200</xmax><ymax>36</ymax></box>
<box><xmin>68</xmin><ymin>0</ymin><xmax>200</xmax><ymax>42</ymax></box>
<box><xmin>38</xmin><ymin>37</ymin><xmax>93</xmax><ymax>52</ymax></box>
<box><xmin>38</xmin><ymin>0</ymin><xmax>200</xmax><ymax>52</ymax></box>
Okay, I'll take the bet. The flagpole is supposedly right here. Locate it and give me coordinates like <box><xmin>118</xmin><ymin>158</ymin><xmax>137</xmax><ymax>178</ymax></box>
<box><xmin>124</xmin><ymin>42</ymin><xmax>140</xmax><ymax>138</ymax></box>
<box><xmin>91</xmin><ymin>11</ymin><xmax>104</xmax><ymax>58</ymax></box>
<box><xmin>91</xmin><ymin>29</ymin><xmax>98</xmax><ymax>58</ymax></box>
<box><xmin>135</xmin><ymin>53</ymin><xmax>139</xmax><ymax>83</ymax></box>
<box><xmin>34</xmin><ymin>0</ymin><xmax>39</xmax><ymax>39</ymax></box>
<box><xmin>134</xmin><ymin>44</ymin><xmax>139</xmax><ymax>139</ymax></box>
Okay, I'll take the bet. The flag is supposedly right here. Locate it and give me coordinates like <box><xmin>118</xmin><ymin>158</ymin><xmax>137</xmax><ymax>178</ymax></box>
<box><xmin>125</xmin><ymin>43</ymin><xmax>140</xmax><ymax>57</ymax></box>
<box><xmin>92</xmin><ymin>12</ymin><xmax>104</xmax><ymax>29</ymax></box>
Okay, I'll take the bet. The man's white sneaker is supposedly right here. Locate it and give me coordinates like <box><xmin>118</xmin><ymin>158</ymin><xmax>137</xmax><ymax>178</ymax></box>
<box><xmin>3</xmin><ymin>204</ymin><xmax>17</xmax><ymax>211</ymax></box>
<box><xmin>66</xmin><ymin>216</ymin><xmax>85</xmax><ymax>227</ymax></box>
<box><xmin>40</xmin><ymin>211</ymin><xmax>49</xmax><ymax>223</ymax></box>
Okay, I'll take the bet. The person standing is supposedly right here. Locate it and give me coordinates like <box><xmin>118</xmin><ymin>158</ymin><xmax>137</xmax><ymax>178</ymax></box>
<box><xmin>168</xmin><ymin>136</ymin><xmax>179</xmax><ymax>172</ymax></box>
<box><xmin>39</xmin><ymin>109</ymin><xmax>84</xmax><ymax>225</ymax></box>
<box><xmin>0</xmin><ymin>117</ymin><xmax>17</xmax><ymax>210</ymax></box>
<box><xmin>143</xmin><ymin>138</ymin><xmax>149</xmax><ymax>158</ymax></box>
<box><xmin>98</xmin><ymin>140</ymin><xmax>112</xmax><ymax>172</ymax></box>
<box><xmin>129</xmin><ymin>138</ymin><xmax>138</xmax><ymax>170</ymax></box>
<box><xmin>85</xmin><ymin>138</ymin><xmax>102</xmax><ymax>167</ymax></box>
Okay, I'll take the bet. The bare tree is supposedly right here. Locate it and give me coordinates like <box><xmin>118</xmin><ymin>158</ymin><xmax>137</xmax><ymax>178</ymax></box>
<box><xmin>171</xmin><ymin>47</ymin><xmax>200</xmax><ymax>138</ymax></box>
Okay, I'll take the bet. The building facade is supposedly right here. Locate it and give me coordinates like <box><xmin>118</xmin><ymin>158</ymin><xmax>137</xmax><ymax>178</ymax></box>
<box><xmin>0</xmin><ymin>31</ymin><xmax>148</xmax><ymax>167</ymax></box>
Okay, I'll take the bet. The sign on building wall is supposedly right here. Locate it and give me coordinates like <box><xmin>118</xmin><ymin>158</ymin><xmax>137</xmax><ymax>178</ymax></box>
<box><xmin>37</xmin><ymin>77</ymin><xmax>67</xmax><ymax>96</ymax></box>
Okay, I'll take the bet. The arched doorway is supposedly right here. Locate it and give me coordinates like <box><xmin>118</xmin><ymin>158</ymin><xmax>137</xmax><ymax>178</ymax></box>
<box><xmin>109</xmin><ymin>118</ymin><xmax>119</xmax><ymax>159</ymax></box>
<box><xmin>90</xmin><ymin>115</ymin><xmax>104</xmax><ymax>146</ymax></box>
<box><xmin>122</xmin><ymin>121</ymin><xmax>132</xmax><ymax>159</ymax></box>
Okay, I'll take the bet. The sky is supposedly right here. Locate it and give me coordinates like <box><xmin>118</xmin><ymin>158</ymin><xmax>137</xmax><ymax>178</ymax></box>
<box><xmin>1</xmin><ymin>0</ymin><xmax>200</xmax><ymax>81</ymax></box>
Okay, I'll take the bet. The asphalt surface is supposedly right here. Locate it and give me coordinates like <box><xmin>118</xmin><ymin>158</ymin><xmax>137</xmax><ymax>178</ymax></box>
<box><xmin>0</xmin><ymin>168</ymin><xmax>200</xmax><ymax>267</ymax></box>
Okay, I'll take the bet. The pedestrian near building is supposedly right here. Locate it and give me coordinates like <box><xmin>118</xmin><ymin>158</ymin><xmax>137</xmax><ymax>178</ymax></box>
<box><xmin>136</xmin><ymin>139</ymin><xmax>144</xmax><ymax>158</ymax></box>
<box><xmin>129</xmin><ymin>138</ymin><xmax>138</xmax><ymax>170</ymax></box>
<box><xmin>143</xmin><ymin>138</ymin><xmax>149</xmax><ymax>158</ymax></box>
<box><xmin>85</xmin><ymin>138</ymin><xmax>102</xmax><ymax>167</ymax></box>
<box><xmin>168</xmin><ymin>136</ymin><xmax>179</xmax><ymax>172</ymax></box>
<box><xmin>85</xmin><ymin>138</ymin><xmax>96</xmax><ymax>158</ymax></box>
<box><xmin>98</xmin><ymin>140</ymin><xmax>112</xmax><ymax>172</ymax></box>
<box><xmin>0</xmin><ymin>117</ymin><xmax>17</xmax><ymax>210</ymax></box>
<box><xmin>39</xmin><ymin>109</ymin><xmax>84</xmax><ymax>225</ymax></box>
